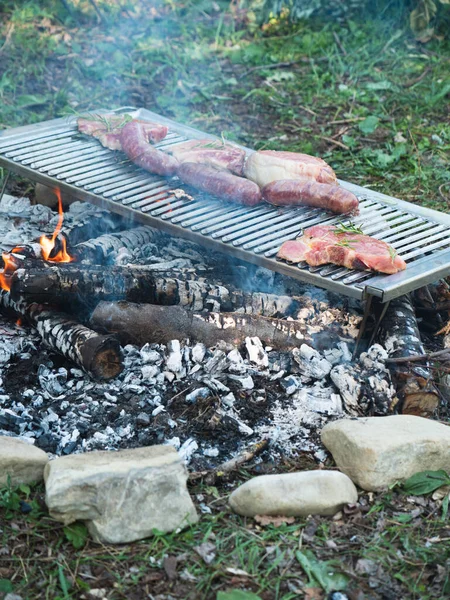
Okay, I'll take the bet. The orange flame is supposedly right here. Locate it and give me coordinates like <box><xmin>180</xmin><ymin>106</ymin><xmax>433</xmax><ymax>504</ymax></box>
<box><xmin>0</xmin><ymin>252</ymin><xmax>18</xmax><ymax>291</ymax></box>
<box><xmin>39</xmin><ymin>189</ymin><xmax>72</xmax><ymax>263</ymax></box>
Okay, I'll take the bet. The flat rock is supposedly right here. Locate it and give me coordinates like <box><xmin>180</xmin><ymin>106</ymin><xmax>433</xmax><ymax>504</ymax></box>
<box><xmin>321</xmin><ymin>416</ymin><xmax>450</xmax><ymax>491</ymax></box>
<box><xmin>0</xmin><ymin>436</ymin><xmax>48</xmax><ymax>486</ymax></box>
<box><xmin>44</xmin><ymin>445</ymin><xmax>198</xmax><ymax>544</ymax></box>
<box><xmin>229</xmin><ymin>470</ymin><xmax>357</xmax><ymax>517</ymax></box>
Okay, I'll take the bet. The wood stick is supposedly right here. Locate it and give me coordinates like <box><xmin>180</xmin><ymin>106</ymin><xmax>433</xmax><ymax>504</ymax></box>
<box><xmin>10</xmin><ymin>263</ymin><xmax>158</xmax><ymax>304</ymax></box>
<box><xmin>90</xmin><ymin>301</ymin><xmax>311</xmax><ymax>349</ymax></box>
<box><xmin>10</xmin><ymin>261</ymin><xmax>308</xmax><ymax>318</ymax></box>
<box><xmin>189</xmin><ymin>439</ymin><xmax>269</xmax><ymax>482</ymax></box>
<box><xmin>72</xmin><ymin>226</ymin><xmax>161</xmax><ymax>264</ymax></box>
<box><xmin>0</xmin><ymin>290</ymin><xmax>122</xmax><ymax>380</ymax></box>
<box><xmin>377</xmin><ymin>295</ymin><xmax>439</xmax><ymax>417</ymax></box>
<box><xmin>386</xmin><ymin>348</ymin><xmax>450</xmax><ymax>364</ymax></box>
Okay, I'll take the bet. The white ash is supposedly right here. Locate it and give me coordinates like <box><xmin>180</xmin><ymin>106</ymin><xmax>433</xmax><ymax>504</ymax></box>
<box><xmin>0</xmin><ymin>194</ymin><xmax>368</xmax><ymax>468</ymax></box>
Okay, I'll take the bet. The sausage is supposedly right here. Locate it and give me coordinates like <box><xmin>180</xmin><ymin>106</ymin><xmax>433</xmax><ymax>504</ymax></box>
<box><xmin>262</xmin><ymin>179</ymin><xmax>359</xmax><ymax>215</ymax></box>
<box><xmin>120</xmin><ymin>121</ymin><xmax>179</xmax><ymax>176</ymax></box>
<box><xmin>177</xmin><ymin>162</ymin><xmax>262</xmax><ymax>206</ymax></box>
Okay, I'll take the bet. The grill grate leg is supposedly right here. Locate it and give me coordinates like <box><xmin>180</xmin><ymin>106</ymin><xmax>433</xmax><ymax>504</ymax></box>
<box><xmin>353</xmin><ymin>294</ymin><xmax>373</xmax><ymax>358</ymax></box>
<box><xmin>367</xmin><ymin>300</ymin><xmax>391</xmax><ymax>348</ymax></box>
<box><xmin>0</xmin><ymin>170</ymin><xmax>10</xmax><ymax>203</ymax></box>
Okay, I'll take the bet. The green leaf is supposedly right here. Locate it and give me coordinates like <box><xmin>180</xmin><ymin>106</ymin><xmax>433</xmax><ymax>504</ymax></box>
<box><xmin>58</xmin><ymin>565</ymin><xmax>71</xmax><ymax>599</ymax></box>
<box><xmin>217</xmin><ymin>591</ymin><xmax>262</xmax><ymax>600</ymax></box>
<box><xmin>359</xmin><ymin>116</ymin><xmax>380</xmax><ymax>135</ymax></box>
<box><xmin>402</xmin><ymin>470</ymin><xmax>450</xmax><ymax>496</ymax></box>
<box><xmin>342</xmin><ymin>134</ymin><xmax>357</xmax><ymax>149</ymax></box>
<box><xmin>19</xmin><ymin>483</ymin><xmax>31</xmax><ymax>496</ymax></box>
<box><xmin>366</xmin><ymin>81</ymin><xmax>392</xmax><ymax>91</ymax></box>
<box><xmin>0</xmin><ymin>580</ymin><xmax>13</xmax><ymax>593</ymax></box>
<box><xmin>371</xmin><ymin>150</ymin><xmax>397</xmax><ymax>168</ymax></box>
<box><xmin>63</xmin><ymin>522</ymin><xmax>89</xmax><ymax>549</ymax></box>
<box><xmin>15</xmin><ymin>94</ymin><xmax>48</xmax><ymax>108</ymax></box>
<box><xmin>296</xmin><ymin>550</ymin><xmax>349</xmax><ymax>593</ymax></box>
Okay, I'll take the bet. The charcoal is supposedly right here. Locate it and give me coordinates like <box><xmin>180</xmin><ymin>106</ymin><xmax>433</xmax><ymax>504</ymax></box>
<box><xmin>0</xmin><ymin>193</ymin><xmax>370</xmax><ymax>470</ymax></box>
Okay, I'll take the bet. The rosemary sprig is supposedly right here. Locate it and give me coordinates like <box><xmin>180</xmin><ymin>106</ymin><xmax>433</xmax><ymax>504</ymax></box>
<box><xmin>333</xmin><ymin>221</ymin><xmax>364</xmax><ymax>235</ymax></box>
<box><xmin>335</xmin><ymin>239</ymin><xmax>355</xmax><ymax>248</ymax></box>
<box><xmin>388</xmin><ymin>246</ymin><xmax>398</xmax><ymax>262</ymax></box>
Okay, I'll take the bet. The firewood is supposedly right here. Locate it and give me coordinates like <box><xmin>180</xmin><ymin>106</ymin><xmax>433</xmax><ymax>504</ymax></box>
<box><xmin>10</xmin><ymin>263</ymin><xmax>158</xmax><ymax>304</ymax></box>
<box><xmin>72</xmin><ymin>226</ymin><xmax>161</xmax><ymax>263</ymax></box>
<box><xmin>63</xmin><ymin>210</ymin><xmax>124</xmax><ymax>246</ymax></box>
<box><xmin>377</xmin><ymin>295</ymin><xmax>439</xmax><ymax>417</ymax></box>
<box><xmin>10</xmin><ymin>261</ymin><xmax>310</xmax><ymax>319</ymax></box>
<box><xmin>0</xmin><ymin>290</ymin><xmax>123</xmax><ymax>380</ymax></box>
<box><xmin>90</xmin><ymin>301</ymin><xmax>311</xmax><ymax>349</ymax></box>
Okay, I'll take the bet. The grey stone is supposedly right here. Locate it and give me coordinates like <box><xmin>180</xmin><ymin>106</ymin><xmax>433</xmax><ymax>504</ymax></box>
<box><xmin>229</xmin><ymin>470</ymin><xmax>357</xmax><ymax>517</ymax></box>
<box><xmin>44</xmin><ymin>445</ymin><xmax>198</xmax><ymax>544</ymax></box>
<box><xmin>321</xmin><ymin>415</ymin><xmax>450</xmax><ymax>491</ymax></box>
<box><xmin>0</xmin><ymin>436</ymin><xmax>48</xmax><ymax>486</ymax></box>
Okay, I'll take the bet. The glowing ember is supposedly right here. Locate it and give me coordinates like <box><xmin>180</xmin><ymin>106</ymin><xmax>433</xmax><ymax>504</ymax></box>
<box><xmin>39</xmin><ymin>189</ymin><xmax>72</xmax><ymax>263</ymax></box>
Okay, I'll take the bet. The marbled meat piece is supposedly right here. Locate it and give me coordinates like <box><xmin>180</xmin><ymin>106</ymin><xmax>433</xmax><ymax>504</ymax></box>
<box><xmin>263</xmin><ymin>179</ymin><xmax>359</xmax><ymax>215</ymax></box>
<box><xmin>167</xmin><ymin>138</ymin><xmax>246</xmax><ymax>175</ymax></box>
<box><xmin>78</xmin><ymin>114</ymin><xmax>168</xmax><ymax>151</ymax></box>
<box><xmin>277</xmin><ymin>225</ymin><xmax>406</xmax><ymax>274</ymax></box>
<box><xmin>177</xmin><ymin>162</ymin><xmax>262</xmax><ymax>206</ymax></box>
<box><xmin>244</xmin><ymin>150</ymin><xmax>337</xmax><ymax>187</ymax></box>
<box><xmin>120</xmin><ymin>121</ymin><xmax>178</xmax><ymax>176</ymax></box>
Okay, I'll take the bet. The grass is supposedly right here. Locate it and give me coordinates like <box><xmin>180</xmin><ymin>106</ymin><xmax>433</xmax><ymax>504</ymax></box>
<box><xmin>0</xmin><ymin>475</ymin><xmax>449</xmax><ymax>599</ymax></box>
<box><xmin>0</xmin><ymin>1</ymin><xmax>449</xmax><ymax>598</ymax></box>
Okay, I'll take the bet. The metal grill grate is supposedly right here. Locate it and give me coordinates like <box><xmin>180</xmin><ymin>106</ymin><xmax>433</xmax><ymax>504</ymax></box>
<box><xmin>1</xmin><ymin>107</ymin><xmax>450</xmax><ymax>302</ymax></box>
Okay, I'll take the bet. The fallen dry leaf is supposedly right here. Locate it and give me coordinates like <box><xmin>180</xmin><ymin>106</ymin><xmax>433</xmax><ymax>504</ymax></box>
<box><xmin>254</xmin><ymin>514</ymin><xmax>295</xmax><ymax>527</ymax></box>
<box><xmin>163</xmin><ymin>555</ymin><xmax>178</xmax><ymax>581</ymax></box>
<box><xmin>193</xmin><ymin>542</ymin><xmax>216</xmax><ymax>564</ymax></box>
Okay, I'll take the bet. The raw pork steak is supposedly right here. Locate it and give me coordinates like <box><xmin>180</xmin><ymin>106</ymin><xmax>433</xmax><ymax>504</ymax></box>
<box><xmin>277</xmin><ymin>225</ymin><xmax>406</xmax><ymax>274</ymax></box>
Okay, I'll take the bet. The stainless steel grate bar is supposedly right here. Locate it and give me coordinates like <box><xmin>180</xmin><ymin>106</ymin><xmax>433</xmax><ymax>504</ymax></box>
<box><xmin>1</xmin><ymin>107</ymin><xmax>450</xmax><ymax>302</ymax></box>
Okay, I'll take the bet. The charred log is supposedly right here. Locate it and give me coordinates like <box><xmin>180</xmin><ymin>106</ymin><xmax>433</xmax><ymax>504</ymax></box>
<box><xmin>377</xmin><ymin>295</ymin><xmax>439</xmax><ymax>417</ymax></box>
<box><xmin>330</xmin><ymin>345</ymin><xmax>397</xmax><ymax>416</ymax></box>
<box><xmin>10</xmin><ymin>260</ymin><xmax>311</xmax><ymax>319</ymax></box>
<box><xmin>72</xmin><ymin>226</ymin><xmax>161</xmax><ymax>264</ymax></box>
<box><xmin>90</xmin><ymin>301</ymin><xmax>310</xmax><ymax>348</ymax></box>
<box><xmin>63</xmin><ymin>210</ymin><xmax>124</xmax><ymax>246</ymax></box>
<box><xmin>0</xmin><ymin>290</ymin><xmax>122</xmax><ymax>379</ymax></box>
<box><xmin>10</xmin><ymin>263</ymin><xmax>158</xmax><ymax>304</ymax></box>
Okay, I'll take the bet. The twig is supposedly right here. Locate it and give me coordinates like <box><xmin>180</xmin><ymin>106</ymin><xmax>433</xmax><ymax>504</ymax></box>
<box><xmin>329</xmin><ymin>117</ymin><xmax>365</xmax><ymax>125</ymax></box>
<box><xmin>189</xmin><ymin>438</ymin><xmax>269</xmax><ymax>481</ymax></box>
<box><xmin>402</xmin><ymin>66</ymin><xmax>432</xmax><ymax>88</ymax></box>
<box><xmin>0</xmin><ymin>22</ymin><xmax>14</xmax><ymax>56</ymax></box>
<box><xmin>333</xmin><ymin>31</ymin><xmax>347</xmax><ymax>56</ymax></box>
<box><xmin>416</xmin><ymin>301</ymin><xmax>450</xmax><ymax>313</ymax></box>
<box><xmin>319</xmin><ymin>135</ymin><xmax>350</xmax><ymax>151</ymax></box>
<box><xmin>240</xmin><ymin>60</ymin><xmax>300</xmax><ymax>78</ymax></box>
<box><xmin>87</xmin><ymin>0</ymin><xmax>104</xmax><ymax>23</ymax></box>
<box><xmin>386</xmin><ymin>348</ymin><xmax>450</xmax><ymax>364</ymax></box>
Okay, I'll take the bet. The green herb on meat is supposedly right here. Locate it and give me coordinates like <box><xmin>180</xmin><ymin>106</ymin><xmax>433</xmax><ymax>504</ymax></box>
<box><xmin>333</xmin><ymin>222</ymin><xmax>364</xmax><ymax>235</ymax></box>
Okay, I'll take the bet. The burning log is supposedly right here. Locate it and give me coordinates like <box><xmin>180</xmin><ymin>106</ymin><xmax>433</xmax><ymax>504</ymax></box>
<box><xmin>377</xmin><ymin>295</ymin><xmax>439</xmax><ymax>417</ymax></box>
<box><xmin>90</xmin><ymin>301</ymin><xmax>310</xmax><ymax>348</ymax></box>
<box><xmin>0</xmin><ymin>290</ymin><xmax>122</xmax><ymax>380</ymax></box>
<box><xmin>10</xmin><ymin>260</ymin><xmax>310</xmax><ymax>319</ymax></box>
<box><xmin>62</xmin><ymin>210</ymin><xmax>124</xmax><ymax>246</ymax></box>
<box><xmin>72</xmin><ymin>226</ymin><xmax>161</xmax><ymax>263</ymax></box>
<box><xmin>10</xmin><ymin>263</ymin><xmax>158</xmax><ymax>304</ymax></box>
